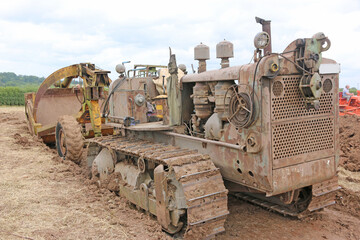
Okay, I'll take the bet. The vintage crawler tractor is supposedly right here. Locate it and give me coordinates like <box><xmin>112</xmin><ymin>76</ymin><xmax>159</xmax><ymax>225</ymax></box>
<box><xmin>25</xmin><ymin>63</ymin><xmax>113</xmax><ymax>162</ymax></box>
<box><xmin>85</xmin><ymin>17</ymin><xmax>340</xmax><ymax>239</ymax></box>
<box><xmin>339</xmin><ymin>90</ymin><xmax>360</xmax><ymax>116</ymax></box>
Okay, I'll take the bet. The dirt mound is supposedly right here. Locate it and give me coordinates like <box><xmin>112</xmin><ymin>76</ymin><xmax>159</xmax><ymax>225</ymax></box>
<box><xmin>334</xmin><ymin>188</ymin><xmax>360</xmax><ymax>218</ymax></box>
<box><xmin>0</xmin><ymin>110</ymin><xmax>22</xmax><ymax>123</ymax></box>
<box><xmin>13</xmin><ymin>133</ymin><xmax>30</xmax><ymax>146</ymax></box>
<box><xmin>339</xmin><ymin>115</ymin><xmax>360</xmax><ymax>172</ymax></box>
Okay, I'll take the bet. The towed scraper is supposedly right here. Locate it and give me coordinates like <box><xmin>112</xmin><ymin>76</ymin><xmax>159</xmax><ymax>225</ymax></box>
<box><xmin>25</xmin><ymin>63</ymin><xmax>113</xmax><ymax>161</ymax></box>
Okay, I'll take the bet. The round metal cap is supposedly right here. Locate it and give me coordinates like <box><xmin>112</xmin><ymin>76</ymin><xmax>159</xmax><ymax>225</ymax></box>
<box><xmin>216</xmin><ymin>39</ymin><xmax>234</xmax><ymax>58</ymax></box>
<box><xmin>178</xmin><ymin>64</ymin><xmax>186</xmax><ymax>72</ymax></box>
<box><xmin>115</xmin><ymin>64</ymin><xmax>126</xmax><ymax>74</ymax></box>
<box><xmin>194</xmin><ymin>43</ymin><xmax>210</xmax><ymax>60</ymax></box>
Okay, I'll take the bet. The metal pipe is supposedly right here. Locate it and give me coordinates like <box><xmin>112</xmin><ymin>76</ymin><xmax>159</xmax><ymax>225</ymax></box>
<box><xmin>162</xmin><ymin>75</ymin><xmax>165</xmax><ymax>93</ymax></box>
<box><xmin>181</xmin><ymin>65</ymin><xmax>242</xmax><ymax>83</ymax></box>
<box><xmin>164</xmin><ymin>132</ymin><xmax>241</xmax><ymax>150</ymax></box>
<box><xmin>61</xmin><ymin>76</ymin><xmax>74</xmax><ymax>88</ymax></box>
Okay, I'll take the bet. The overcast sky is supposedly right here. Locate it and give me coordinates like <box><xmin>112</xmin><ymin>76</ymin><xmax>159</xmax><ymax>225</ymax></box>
<box><xmin>0</xmin><ymin>0</ymin><xmax>359</xmax><ymax>87</ymax></box>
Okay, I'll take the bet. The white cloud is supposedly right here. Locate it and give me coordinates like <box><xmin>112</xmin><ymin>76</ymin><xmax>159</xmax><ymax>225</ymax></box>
<box><xmin>0</xmin><ymin>0</ymin><xmax>359</xmax><ymax>87</ymax></box>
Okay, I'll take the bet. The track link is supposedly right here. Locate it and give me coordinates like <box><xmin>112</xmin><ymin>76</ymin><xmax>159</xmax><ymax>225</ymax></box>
<box><xmin>232</xmin><ymin>176</ymin><xmax>340</xmax><ymax>218</ymax></box>
<box><xmin>88</xmin><ymin>135</ymin><xmax>229</xmax><ymax>239</ymax></box>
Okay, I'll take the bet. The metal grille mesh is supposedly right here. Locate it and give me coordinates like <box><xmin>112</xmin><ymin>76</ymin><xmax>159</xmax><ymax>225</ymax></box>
<box><xmin>272</xmin><ymin>117</ymin><xmax>334</xmax><ymax>160</ymax></box>
<box><xmin>323</xmin><ymin>78</ymin><xmax>333</xmax><ymax>93</ymax></box>
<box><xmin>272</xmin><ymin>81</ymin><xmax>284</xmax><ymax>97</ymax></box>
<box><xmin>271</xmin><ymin>76</ymin><xmax>334</xmax><ymax>121</ymax></box>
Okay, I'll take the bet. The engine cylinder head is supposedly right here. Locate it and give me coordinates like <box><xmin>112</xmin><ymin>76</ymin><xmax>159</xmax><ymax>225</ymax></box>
<box><xmin>193</xmin><ymin>82</ymin><xmax>212</xmax><ymax>119</ymax></box>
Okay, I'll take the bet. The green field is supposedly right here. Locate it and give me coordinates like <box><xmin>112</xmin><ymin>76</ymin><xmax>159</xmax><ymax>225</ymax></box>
<box><xmin>0</xmin><ymin>86</ymin><xmax>39</xmax><ymax>106</ymax></box>
<box><xmin>0</xmin><ymin>72</ymin><xmax>43</xmax><ymax>106</ymax></box>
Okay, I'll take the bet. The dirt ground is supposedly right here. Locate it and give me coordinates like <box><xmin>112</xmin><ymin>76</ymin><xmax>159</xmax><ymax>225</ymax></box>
<box><xmin>339</xmin><ymin>114</ymin><xmax>360</xmax><ymax>172</ymax></box>
<box><xmin>0</xmin><ymin>106</ymin><xmax>360</xmax><ymax>240</ymax></box>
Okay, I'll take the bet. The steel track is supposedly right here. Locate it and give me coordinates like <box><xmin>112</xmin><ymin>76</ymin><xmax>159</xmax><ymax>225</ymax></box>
<box><xmin>88</xmin><ymin>135</ymin><xmax>229</xmax><ymax>239</ymax></box>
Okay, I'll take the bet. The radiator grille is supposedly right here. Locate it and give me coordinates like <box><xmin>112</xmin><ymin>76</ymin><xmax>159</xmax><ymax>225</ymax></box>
<box><xmin>272</xmin><ymin>117</ymin><xmax>334</xmax><ymax>160</ymax></box>
<box><xmin>323</xmin><ymin>78</ymin><xmax>333</xmax><ymax>93</ymax></box>
<box><xmin>271</xmin><ymin>76</ymin><xmax>334</xmax><ymax>121</ymax></box>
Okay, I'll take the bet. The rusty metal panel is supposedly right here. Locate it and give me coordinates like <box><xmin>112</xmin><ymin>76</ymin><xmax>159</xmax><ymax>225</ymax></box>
<box><xmin>272</xmin><ymin>157</ymin><xmax>336</xmax><ymax>195</ymax></box>
<box><xmin>270</xmin><ymin>75</ymin><xmax>335</xmax><ymax>122</ymax></box>
<box><xmin>270</xmin><ymin>74</ymin><xmax>337</xmax><ymax>178</ymax></box>
<box><xmin>34</xmin><ymin>64</ymin><xmax>79</xmax><ymax>120</ymax></box>
<box><xmin>140</xmin><ymin>131</ymin><xmax>273</xmax><ymax>192</ymax></box>
<box><xmin>181</xmin><ymin>65</ymin><xmax>242</xmax><ymax>83</ymax></box>
<box><xmin>36</xmin><ymin>88</ymin><xmax>81</xmax><ymax>126</ymax></box>
<box><xmin>113</xmin><ymin>90</ymin><xmax>147</xmax><ymax>124</ymax></box>
<box><xmin>113</xmin><ymin>90</ymin><xmax>129</xmax><ymax>119</ymax></box>
<box><xmin>331</xmin><ymin>73</ymin><xmax>340</xmax><ymax>167</ymax></box>
<box><xmin>272</xmin><ymin>117</ymin><xmax>335</xmax><ymax>168</ymax></box>
<box><xmin>154</xmin><ymin>165</ymin><xmax>171</xmax><ymax>228</ymax></box>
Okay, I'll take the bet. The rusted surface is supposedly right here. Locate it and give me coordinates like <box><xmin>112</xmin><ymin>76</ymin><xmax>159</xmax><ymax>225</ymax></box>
<box><xmin>36</xmin><ymin>88</ymin><xmax>82</xmax><ymax>126</ymax></box>
<box><xmin>113</xmin><ymin>90</ymin><xmax>147</xmax><ymax>124</ymax></box>
<box><xmin>214</xmin><ymin>81</ymin><xmax>234</xmax><ymax>121</ymax></box>
<box><xmin>33</xmin><ymin>64</ymin><xmax>79</xmax><ymax>121</ymax></box>
<box><xmin>88</xmin><ymin>135</ymin><xmax>229</xmax><ymax>239</ymax></box>
<box><xmin>26</xmin><ymin>63</ymin><xmax>112</xmax><ymax>145</ymax></box>
<box><xmin>270</xmin><ymin>73</ymin><xmax>338</xmax><ymax>193</ymax></box>
<box><xmin>255</xmin><ymin>17</ymin><xmax>272</xmax><ymax>54</ymax></box>
<box><xmin>138</xmin><ymin>68</ymin><xmax>338</xmax><ymax>198</ymax></box>
<box><xmin>111</xmin><ymin>36</ymin><xmax>337</xmax><ymax>214</ymax></box>
<box><xmin>97</xmin><ymin>22</ymin><xmax>339</xmax><ymax>239</ymax></box>
<box><xmin>272</xmin><ymin>157</ymin><xmax>336</xmax><ymax>195</ymax></box>
<box><xmin>181</xmin><ymin>65</ymin><xmax>242</xmax><ymax>83</ymax></box>
<box><xmin>140</xmin><ymin>131</ymin><xmax>273</xmax><ymax>193</ymax></box>
<box><xmin>37</xmin><ymin>125</ymin><xmax>56</xmax><ymax>137</ymax></box>
<box><xmin>154</xmin><ymin>165</ymin><xmax>171</xmax><ymax>228</ymax></box>
<box><xmin>308</xmin><ymin>176</ymin><xmax>340</xmax><ymax>212</ymax></box>
<box><xmin>193</xmin><ymin>82</ymin><xmax>212</xmax><ymax>119</ymax></box>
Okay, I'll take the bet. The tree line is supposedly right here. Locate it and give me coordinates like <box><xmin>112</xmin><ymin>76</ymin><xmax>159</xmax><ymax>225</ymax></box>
<box><xmin>0</xmin><ymin>72</ymin><xmax>42</xmax><ymax>106</ymax></box>
<box><xmin>0</xmin><ymin>72</ymin><xmax>44</xmax><ymax>87</ymax></box>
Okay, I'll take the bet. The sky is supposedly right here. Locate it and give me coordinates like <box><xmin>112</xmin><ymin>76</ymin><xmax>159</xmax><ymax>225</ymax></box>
<box><xmin>0</xmin><ymin>0</ymin><xmax>359</xmax><ymax>88</ymax></box>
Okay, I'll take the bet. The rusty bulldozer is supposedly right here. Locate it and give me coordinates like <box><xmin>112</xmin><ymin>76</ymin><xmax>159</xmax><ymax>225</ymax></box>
<box><xmin>28</xmin><ymin>17</ymin><xmax>341</xmax><ymax>239</ymax></box>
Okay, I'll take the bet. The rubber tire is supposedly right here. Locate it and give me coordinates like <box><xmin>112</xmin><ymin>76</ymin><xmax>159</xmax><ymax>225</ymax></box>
<box><xmin>55</xmin><ymin>115</ymin><xmax>84</xmax><ymax>164</ymax></box>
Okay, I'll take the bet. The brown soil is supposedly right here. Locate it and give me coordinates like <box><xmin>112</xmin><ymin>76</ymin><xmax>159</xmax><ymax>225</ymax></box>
<box><xmin>1</xmin><ymin>107</ymin><xmax>360</xmax><ymax>240</ymax></box>
<box><xmin>0</xmin><ymin>107</ymin><xmax>168</xmax><ymax>240</ymax></box>
<box><xmin>340</xmin><ymin>114</ymin><xmax>360</xmax><ymax>172</ymax></box>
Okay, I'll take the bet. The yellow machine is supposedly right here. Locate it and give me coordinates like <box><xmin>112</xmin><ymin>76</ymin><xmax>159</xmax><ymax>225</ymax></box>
<box><xmin>25</xmin><ymin>63</ymin><xmax>113</xmax><ymax>162</ymax></box>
